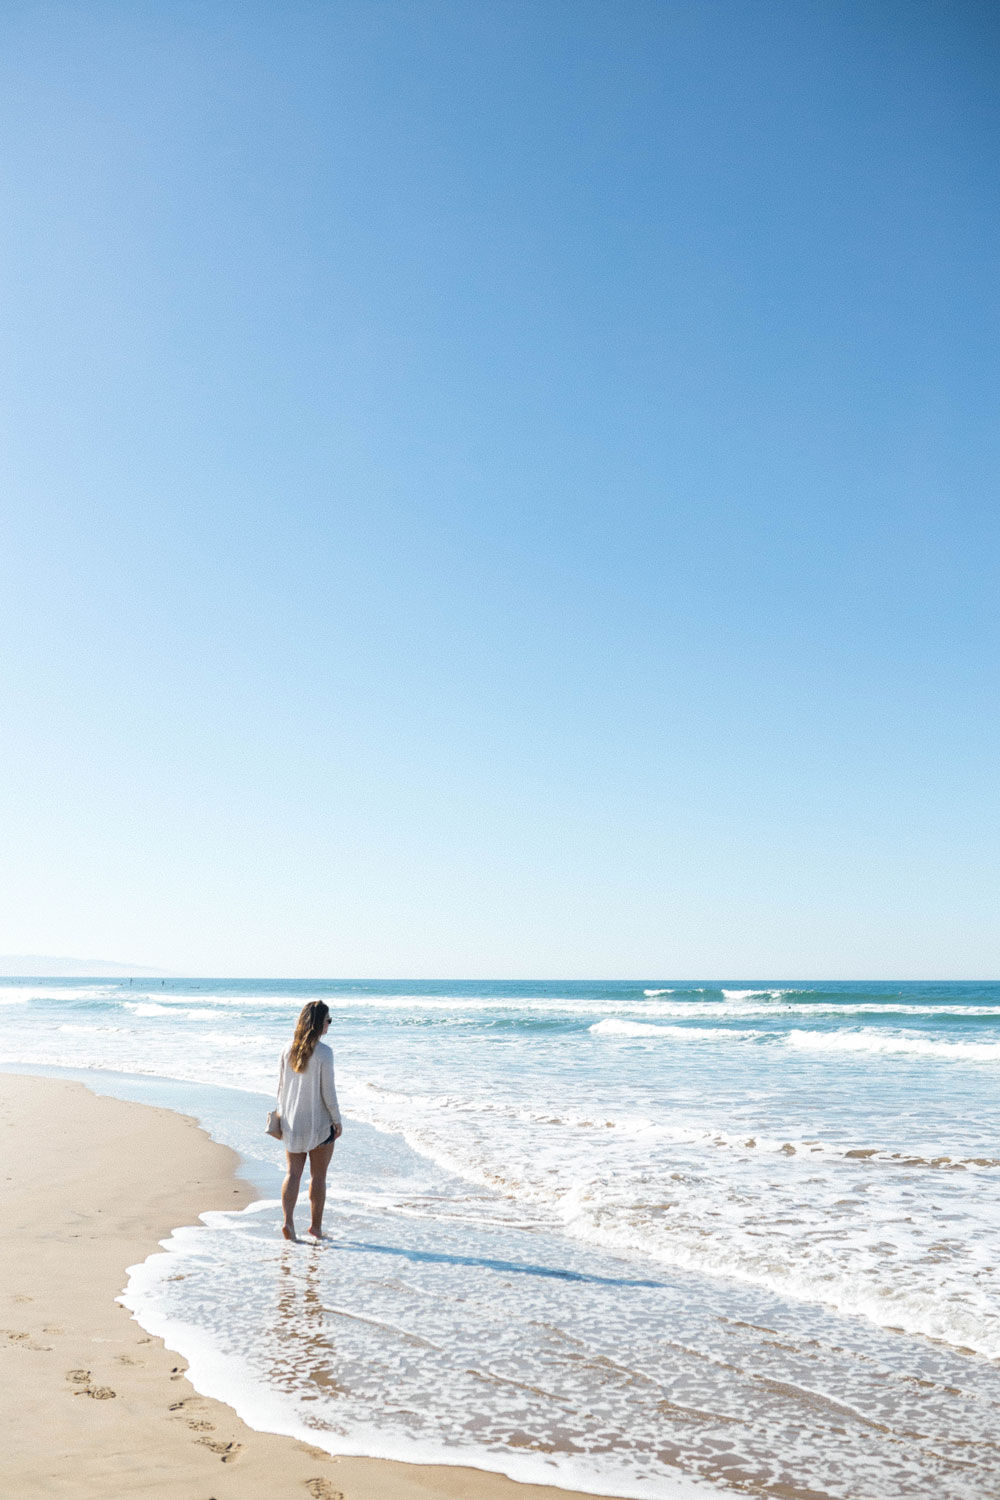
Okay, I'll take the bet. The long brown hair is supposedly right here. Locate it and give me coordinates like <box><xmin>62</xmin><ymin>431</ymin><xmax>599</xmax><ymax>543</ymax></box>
<box><xmin>289</xmin><ymin>1000</ymin><xmax>330</xmax><ymax>1072</ymax></box>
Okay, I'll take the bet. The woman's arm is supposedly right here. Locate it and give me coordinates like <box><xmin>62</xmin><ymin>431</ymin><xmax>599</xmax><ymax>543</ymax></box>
<box><xmin>320</xmin><ymin>1047</ymin><xmax>343</xmax><ymax>1136</ymax></box>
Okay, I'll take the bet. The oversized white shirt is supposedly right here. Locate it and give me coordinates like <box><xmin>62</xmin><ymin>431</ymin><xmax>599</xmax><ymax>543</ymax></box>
<box><xmin>277</xmin><ymin>1039</ymin><xmax>342</xmax><ymax>1153</ymax></box>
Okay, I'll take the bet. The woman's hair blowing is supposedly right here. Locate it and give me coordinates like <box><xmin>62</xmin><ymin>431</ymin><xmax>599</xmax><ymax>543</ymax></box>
<box><xmin>289</xmin><ymin>1000</ymin><xmax>330</xmax><ymax>1072</ymax></box>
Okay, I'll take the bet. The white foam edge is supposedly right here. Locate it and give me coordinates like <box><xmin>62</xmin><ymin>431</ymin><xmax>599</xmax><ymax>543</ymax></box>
<box><xmin>118</xmin><ymin>1216</ymin><xmax>737</xmax><ymax>1500</ymax></box>
<box><xmin>590</xmin><ymin>1019</ymin><xmax>759</xmax><ymax>1039</ymax></box>
<box><xmin>787</xmin><ymin>1029</ymin><xmax>1000</xmax><ymax>1062</ymax></box>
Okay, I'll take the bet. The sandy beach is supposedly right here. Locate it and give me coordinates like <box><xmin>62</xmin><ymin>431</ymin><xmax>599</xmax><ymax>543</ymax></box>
<box><xmin>0</xmin><ymin>1075</ymin><xmax>632</xmax><ymax>1500</ymax></box>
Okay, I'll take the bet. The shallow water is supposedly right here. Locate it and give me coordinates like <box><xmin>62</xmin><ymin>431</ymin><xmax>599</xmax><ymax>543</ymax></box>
<box><xmin>4</xmin><ymin>979</ymin><xmax>1000</xmax><ymax>1497</ymax></box>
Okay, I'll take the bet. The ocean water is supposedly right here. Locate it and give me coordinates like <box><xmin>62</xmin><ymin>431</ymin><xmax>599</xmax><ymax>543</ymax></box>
<box><xmin>3</xmin><ymin>978</ymin><xmax>1000</xmax><ymax>1498</ymax></box>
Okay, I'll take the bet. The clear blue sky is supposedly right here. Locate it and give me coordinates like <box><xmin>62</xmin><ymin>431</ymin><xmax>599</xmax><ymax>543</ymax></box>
<box><xmin>1</xmin><ymin>1</ymin><xmax>996</xmax><ymax>977</ymax></box>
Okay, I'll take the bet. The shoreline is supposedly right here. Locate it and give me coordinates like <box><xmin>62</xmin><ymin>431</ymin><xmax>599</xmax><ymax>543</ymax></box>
<box><xmin>0</xmin><ymin>1074</ymin><xmax>665</xmax><ymax>1500</ymax></box>
<box><xmin>4</xmin><ymin>988</ymin><xmax>999</xmax><ymax>1499</ymax></box>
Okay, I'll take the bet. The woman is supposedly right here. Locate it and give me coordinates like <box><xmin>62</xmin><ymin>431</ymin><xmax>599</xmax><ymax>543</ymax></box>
<box><xmin>276</xmin><ymin>1000</ymin><xmax>343</xmax><ymax>1241</ymax></box>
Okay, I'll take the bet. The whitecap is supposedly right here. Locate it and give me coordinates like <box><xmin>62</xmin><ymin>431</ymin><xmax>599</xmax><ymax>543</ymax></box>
<box><xmin>590</xmin><ymin>1018</ymin><xmax>758</xmax><ymax>1041</ymax></box>
<box><xmin>722</xmin><ymin>988</ymin><xmax>791</xmax><ymax>1001</ymax></box>
<box><xmin>786</xmin><ymin>1030</ymin><xmax>1000</xmax><ymax>1063</ymax></box>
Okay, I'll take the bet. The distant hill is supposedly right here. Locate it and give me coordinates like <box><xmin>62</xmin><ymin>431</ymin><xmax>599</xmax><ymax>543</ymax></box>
<box><xmin>0</xmin><ymin>954</ymin><xmax>170</xmax><ymax>977</ymax></box>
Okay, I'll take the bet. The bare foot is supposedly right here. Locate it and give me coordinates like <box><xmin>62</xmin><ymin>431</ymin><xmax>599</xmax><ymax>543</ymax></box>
<box><xmin>281</xmin><ymin>1224</ymin><xmax>297</xmax><ymax>1241</ymax></box>
<box><xmin>306</xmin><ymin>1227</ymin><xmax>324</xmax><ymax>1240</ymax></box>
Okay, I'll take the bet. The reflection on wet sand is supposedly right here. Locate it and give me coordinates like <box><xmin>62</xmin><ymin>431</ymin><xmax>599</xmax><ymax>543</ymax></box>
<box><xmin>271</xmin><ymin>1253</ymin><xmax>352</xmax><ymax>1407</ymax></box>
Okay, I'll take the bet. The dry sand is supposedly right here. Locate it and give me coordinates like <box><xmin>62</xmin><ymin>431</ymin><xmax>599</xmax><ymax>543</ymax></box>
<box><xmin>0</xmin><ymin>1074</ymin><xmax>631</xmax><ymax>1500</ymax></box>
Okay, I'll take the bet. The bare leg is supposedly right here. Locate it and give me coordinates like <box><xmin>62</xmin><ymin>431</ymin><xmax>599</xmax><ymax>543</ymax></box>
<box><xmin>306</xmin><ymin>1141</ymin><xmax>335</xmax><ymax>1238</ymax></box>
<box><xmin>281</xmin><ymin>1152</ymin><xmax>307</xmax><ymax>1240</ymax></box>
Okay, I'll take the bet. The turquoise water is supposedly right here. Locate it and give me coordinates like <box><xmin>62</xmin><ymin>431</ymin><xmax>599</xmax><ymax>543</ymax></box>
<box><xmin>3</xmin><ymin>978</ymin><xmax>1000</xmax><ymax>1497</ymax></box>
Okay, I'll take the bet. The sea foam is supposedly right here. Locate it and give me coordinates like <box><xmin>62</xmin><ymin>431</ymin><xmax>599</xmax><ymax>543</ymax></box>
<box><xmin>787</xmin><ymin>1029</ymin><xmax>1000</xmax><ymax>1062</ymax></box>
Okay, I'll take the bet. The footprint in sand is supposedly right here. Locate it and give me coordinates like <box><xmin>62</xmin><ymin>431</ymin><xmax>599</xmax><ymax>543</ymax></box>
<box><xmin>187</xmin><ymin>1419</ymin><xmax>216</xmax><ymax>1432</ymax></box>
<box><xmin>305</xmin><ymin>1481</ymin><xmax>345</xmax><ymax>1500</ymax></box>
<box><xmin>65</xmin><ymin>1369</ymin><xmax>115</xmax><ymax>1398</ymax></box>
<box><xmin>196</xmin><ymin>1437</ymin><xmax>243</xmax><ymax>1462</ymax></box>
<box><xmin>116</xmin><ymin>1354</ymin><xmax>141</xmax><ymax>1365</ymax></box>
<box><xmin>4</xmin><ymin>1331</ymin><xmax>51</xmax><ymax>1350</ymax></box>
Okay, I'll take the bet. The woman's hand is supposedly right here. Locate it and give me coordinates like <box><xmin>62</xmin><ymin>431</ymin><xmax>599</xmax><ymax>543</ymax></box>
<box><xmin>333</xmin><ymin>1121</ymin><xmax>343</xmax><ymax>1140</ymax></box>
